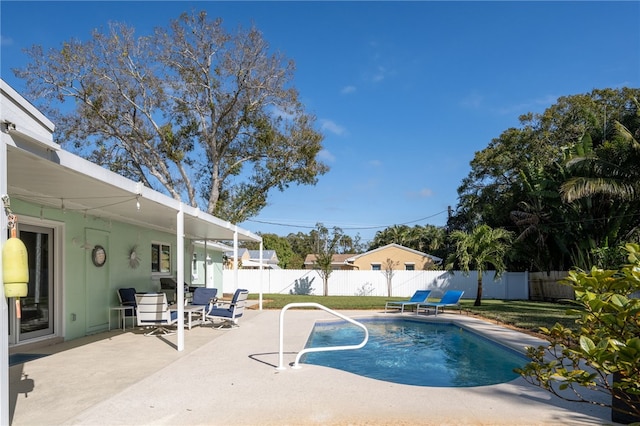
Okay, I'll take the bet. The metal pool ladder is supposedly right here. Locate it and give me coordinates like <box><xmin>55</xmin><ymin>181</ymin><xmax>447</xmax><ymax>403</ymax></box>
<box><xmin>277</xmin><ymin>302</ymin><xmax>369</xmax><ymax>370</ymax></box>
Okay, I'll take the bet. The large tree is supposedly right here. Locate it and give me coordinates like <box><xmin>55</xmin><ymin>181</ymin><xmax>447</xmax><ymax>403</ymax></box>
<box><xmin>15</xmin><ymin>11</ymin><xmax>328</xmax><ymax>222</ymax></box>
<box><xmin>446</xmin><ymin>224</ymin><xmax>513</xmax><ymax>306</ymax></box>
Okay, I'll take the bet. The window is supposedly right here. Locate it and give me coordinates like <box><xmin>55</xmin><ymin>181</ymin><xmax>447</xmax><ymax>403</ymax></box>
<box><xmin>371</xmin><ymin>263</ymin><xmax>381</xmax><ymax>271</ymax></box>
<box><xmin>151</xmin><ymin>243</ymin><xmax>171</xmax><ymax>273</ymax></box>
<box><xmin>405</xmin><ymin>263</ymin><xmax>415</xmax><ymax>271</ymax></box>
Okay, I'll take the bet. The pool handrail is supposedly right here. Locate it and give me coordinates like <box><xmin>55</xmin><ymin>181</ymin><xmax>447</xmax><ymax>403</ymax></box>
<box><xmin>277</xmin><ymin>302</ymin><xmax>369</xmax><ymax>370</ymax></box>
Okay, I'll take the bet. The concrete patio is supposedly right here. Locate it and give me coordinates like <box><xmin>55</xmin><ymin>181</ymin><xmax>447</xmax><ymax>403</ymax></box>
<box><xmin>9</xmin><ymin>308</ymin><xmax>615</xmax><ymax>425</ymax></box>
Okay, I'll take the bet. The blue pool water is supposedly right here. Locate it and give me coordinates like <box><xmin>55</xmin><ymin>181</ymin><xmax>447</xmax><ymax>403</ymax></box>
<box><xmin>301</xmin><ymin>318</ymin><xmax>528</xmax><ymax>387</ymax></box>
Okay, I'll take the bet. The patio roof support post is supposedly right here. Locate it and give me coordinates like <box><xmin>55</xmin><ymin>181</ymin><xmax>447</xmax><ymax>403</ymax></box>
<box><xmin>203</xmin><ymin>239</ymin><xmax>211</xmax><ymax>289</ymax></box>
<box><xmin>176</xmin><ymin>205</ymin><xmax>185</xmax><ymax>351</ymax></box>
<box><xmin>259</xmin><ymin>241</ymin><xmax>263</xmax><ymax>310</ymax></box>
<box><xmin>233</xmin><ymin>227</ymin><xmax>239</xmax><ymax>291</ymax></box>
<box><xmin>1</xmin><ymin>132</ymin><xmax>10</xmax><ymax>425</ymax></box>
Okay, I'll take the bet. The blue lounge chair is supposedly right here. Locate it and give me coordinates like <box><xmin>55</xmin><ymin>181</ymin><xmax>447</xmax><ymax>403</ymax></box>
<box><xmin>384</xmin><ymin>290</ymin><xmax>432</xmax><ymax>313</ymax></box>
<box><xmin>416</xmin><ymin>290</ymin><xmax>464</xmax><ymax>316</ymax></box>
<box><xmin>205</xmin><ymin>289</ymin><xmax>249</xmax><ymax>328</ymax></box>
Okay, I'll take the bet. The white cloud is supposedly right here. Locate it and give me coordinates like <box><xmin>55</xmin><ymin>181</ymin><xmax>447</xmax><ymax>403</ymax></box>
<box><xmin>341</xmin><ymin>85</ymin><xmax>357</xmax><ymax>95</ymax></box>
<box><xmin>318</xmin><ymin>149</ymin><xmax>336</xmax><ymax>162</ymax></box>
<box><xmin>0</xmin><ymin>35</ymin><xmax>14</xmax><ymax>46</ymax></box>
<box><xmin>320</xmin><ymin>119</ymin><xmax>346</xmax><ymax>136</ymax></box>
<box><xmin>369</xmin><ymin>159</ymin><xmax>382</xmax><ymax>167</ymax></box>
<box><xmin>419</xmin><ymin>188</ymin><xmax>433</xmax><ymax>197</ymax></box>
<box><xmin>371</xmin><ymin>66</ymin><xmax>387</xmax><ymax>83</ymax></box>
<box><xmin>406</xmin><ymin>188</ymin><xmax>434</xmax><ymax>199</ymax></box>
<box><xmin>460</xmin><ymin>91</ymin><xmax>484</xmax><ymax>109</ymax></box>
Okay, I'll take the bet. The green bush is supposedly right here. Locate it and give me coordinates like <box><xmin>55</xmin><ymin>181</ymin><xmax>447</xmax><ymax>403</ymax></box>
<box><xmin>516</xmin><ymin>243</ymin><xmax>640</xmax><ymax>422</ymax></box>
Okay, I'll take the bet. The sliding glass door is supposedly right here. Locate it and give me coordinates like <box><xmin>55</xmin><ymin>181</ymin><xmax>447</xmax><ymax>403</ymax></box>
<box><xmin>8</xmin><ymin>224</ymin><xmax>54</xmax><ymax>343</ymax></box>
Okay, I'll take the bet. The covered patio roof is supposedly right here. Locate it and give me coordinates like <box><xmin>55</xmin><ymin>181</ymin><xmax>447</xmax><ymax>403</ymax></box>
<box><xmin>6</xmin><ymin>138</ymin><xmax>260</xmax><ymax>244</ymax></box>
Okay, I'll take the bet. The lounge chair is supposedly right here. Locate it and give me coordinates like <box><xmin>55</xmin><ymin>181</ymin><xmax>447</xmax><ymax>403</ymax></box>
<box><xmin>135</xmin><ymin>293</ymin><xmax>178</xmax><ymax>336</ymax></box>
<box><xmin>416</xmin><ymin>290</ymin><xmax>464</xmax><ymax>316</ymax></box>
<box><xmin>205</xmin><ymin>289</ymin><xmax>249</xmax><ymax>328</ymax></box>
<box><xmin>384</xmin><ymin>290</ymin><xmax>432</xmax><ymax>313</ymax></box>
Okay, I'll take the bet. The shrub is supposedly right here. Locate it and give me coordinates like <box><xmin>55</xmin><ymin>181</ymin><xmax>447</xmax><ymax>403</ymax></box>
<box><xmin>516</xmin><ymin>243</ymin><xmax>640</xmax><ymax>422</ymax></box>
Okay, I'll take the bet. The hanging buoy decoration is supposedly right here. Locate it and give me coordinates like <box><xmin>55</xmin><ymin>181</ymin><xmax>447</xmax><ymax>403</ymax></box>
<box><xmin>3</xmin><ymin>214</ymin><xmax>29</xmax><ymax>318</ymax></box>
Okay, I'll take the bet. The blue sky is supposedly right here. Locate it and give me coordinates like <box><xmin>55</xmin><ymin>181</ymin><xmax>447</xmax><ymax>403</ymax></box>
<box><xmin>2</xmin><ymin>1</ymin><xmax>639</xmax><ymax>245</ymax></box>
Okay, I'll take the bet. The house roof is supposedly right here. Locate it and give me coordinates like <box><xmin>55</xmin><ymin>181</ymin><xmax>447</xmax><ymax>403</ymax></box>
<box><xmin>1</xmin><ymin>79</ymin><xmax>261</xmax><ymax>244</ymax></box>
<box><xmin>304</xmin><ymin>253</ymin><xmax>355</xmax><ymax>265</ymax></box>
<box><xmin>346</xmin><ymin>243</ymin><xmax>443</xmax><ymax>263</ymax></box>
<box><xmin>224</xmin><ymin>249</ymin><xmax>278</xmax><ymax>263</ymax></box>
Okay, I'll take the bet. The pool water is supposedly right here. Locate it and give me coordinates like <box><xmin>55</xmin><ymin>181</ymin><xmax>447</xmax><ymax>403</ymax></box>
<box><xmin>301</xmin><ymin>318</ymin><xmax>528</xmax><ymax>387</ymax></box>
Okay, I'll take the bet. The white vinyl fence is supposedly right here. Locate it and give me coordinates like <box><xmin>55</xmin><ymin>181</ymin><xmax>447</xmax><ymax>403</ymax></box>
<box><xmin>222</xmin><ymin>269</ymin><xmax>529</xmax><ymax>300</ymax></box>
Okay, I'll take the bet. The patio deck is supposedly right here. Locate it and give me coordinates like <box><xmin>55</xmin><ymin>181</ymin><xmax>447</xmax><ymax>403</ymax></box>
<box><xmin>9</xmin><ymin>308</ymin><xmax>614</xmax><ymax>425</ymax></box>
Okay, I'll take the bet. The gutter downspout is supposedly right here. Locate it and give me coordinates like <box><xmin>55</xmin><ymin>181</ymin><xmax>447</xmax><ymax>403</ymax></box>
<box><xmin>1</xmin><ymin>129</ymin><xmax>10</xmax><ymax>425</ymax></box>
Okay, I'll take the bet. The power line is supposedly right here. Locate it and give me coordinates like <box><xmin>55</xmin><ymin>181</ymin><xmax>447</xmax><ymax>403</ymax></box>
<box><xmin>246</xmin><ymin>209</ymin><xmax>449</xmax><ymax>232</ymax></box>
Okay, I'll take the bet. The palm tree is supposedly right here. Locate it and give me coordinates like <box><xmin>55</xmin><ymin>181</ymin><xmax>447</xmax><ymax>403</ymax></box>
<box><xmin>561</xmin><ymin>119</ymin><xmax>640</xmax><ymax>203</ymax></box>
<box><xmin>447</xmin><ymin>224</ymin><xmax>513</xmax><ymax>306</ymax></box>
<box><xmin>559</xmin><ymin>107</ymin><xmax>640</xmax><ymax>266</ymax></box>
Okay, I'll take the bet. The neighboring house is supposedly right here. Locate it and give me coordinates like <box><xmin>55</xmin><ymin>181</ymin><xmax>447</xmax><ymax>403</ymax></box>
<box><xmin>191</xmin><ymin>240</ymin><xmax>233</xmax><ymax>287</ymax></box>
<box><xmin>347</xmin><ymin>244</ymin><xmax>442</xmax><ymax>270</ymax></box>
<box><xmin>0</xmin><ymin>79</ymin><xmax>262</xmax><ymax>355</ymax></box>
<box><xmin>304</xmin><ymin>244</ymin><xmax>442</xmax><ymax>271</ymax></box>
<box><xmin>304</xmin><ymin>253</ymin><xmax>357</xmax><ymax>270</ymax></box>
<box><xmin>224</xmin><ymin>248</ymin><xmax>279</xmax><ymax>269</ymax></box>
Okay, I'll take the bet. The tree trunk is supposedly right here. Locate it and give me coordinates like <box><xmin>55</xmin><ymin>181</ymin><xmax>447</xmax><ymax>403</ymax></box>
<box><xmin>474</xmin><ymin>271</ymin><xmax>483</xmax><ymax>306</ymax></box>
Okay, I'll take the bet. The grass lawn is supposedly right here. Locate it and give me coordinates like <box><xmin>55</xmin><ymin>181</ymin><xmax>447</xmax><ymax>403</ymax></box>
<box><xmin>247</xmin><ymin>293</ymin><xmax>581</xmax><ymax>336</ymax></box>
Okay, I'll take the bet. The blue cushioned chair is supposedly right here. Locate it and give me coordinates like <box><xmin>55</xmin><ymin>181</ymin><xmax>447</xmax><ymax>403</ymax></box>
<box><xmin>189</xmin><ymin>287</ymin><xmax>218</xmax><ymax>324</ymax></box>
<box><xmin>416</xmin><ymin>290</ymin><xmax>465</xmax><ymax>316</ymax></box>
<box><xmin>384</xmin><ymin>290</ymin><xmax>432</xmax><ymax>313</ymax></box>
<box><xmin>205</xmin><ymin>289</ymin><xmax>249</xmax><ymax>328</ymax></box>
<box><xmin>117</xmin><ymin>287</ymin><xmax>137</xmax><ymax>327</ymax></box>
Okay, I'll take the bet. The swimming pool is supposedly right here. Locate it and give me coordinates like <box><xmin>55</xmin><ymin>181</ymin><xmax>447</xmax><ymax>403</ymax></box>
<box><xmin>300</xmin><ymin>318</ymin><xmax>528</xmax><ymax>387</ymax></box>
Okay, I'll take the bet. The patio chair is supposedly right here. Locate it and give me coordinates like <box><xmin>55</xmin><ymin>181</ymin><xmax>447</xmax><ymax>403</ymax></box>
<box><xmin>384</xmin><ymin>290</ymin><xmax>432</xmax><ymax>313</ymax></box>
<box><xmin>135</xmin><ymin>293</ymin><xmax>178</xmax><ymax>336</ymax></box>
<box><xmin>117</xmin><ymin>287</ymin><xmax>137</xmax><ymax>328</ymax></box>
<box><xmin>205</xmin><ymin>289</ymin><xmax>249</xmax><ymax>328</ymax></box>
<box><xmin>159</xmin><ymin>277</ymin><xmax>189</xmax><ymax>304</ymax></box>
<box><xmin>189</xmin><ymin>287</ymin><xmax>218</xmax><ymax>323</ymax></box>
<box><xmin>416</xmin><ymin>290</ymin><xmax>465</xmax><ymax>316</ymax></box>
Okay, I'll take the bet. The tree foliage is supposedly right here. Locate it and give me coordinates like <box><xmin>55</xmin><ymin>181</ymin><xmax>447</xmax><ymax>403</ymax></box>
<box><xmin>517</xmin><ymin>243</ymin><xmax>640</xmax><ymax>422</ymax></box>
<box><xmin>15</xmin><ymin>10</ymin><xmax>328</xmax><ymax>222</ymax></box>
<box><xmin>451</xmin><ymin>88</ymin><xmax>640</xmax><ymax>271</ymax></box>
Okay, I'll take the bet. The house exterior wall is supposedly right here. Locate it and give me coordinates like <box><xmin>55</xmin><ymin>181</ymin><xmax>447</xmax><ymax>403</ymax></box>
<box><xmin>11</xmin><ymin>198</ymin><xmax>220</xmax><ymax>342</ymax></box>
<box><xmin>191</xmin><ymin>247</ymin><xmax>224</xmax><ymax>291</ymax></box>
<box><xmin>352</xmin><ymin>246</ymin><xmax>437</xmax><ymax>270</ymax></box>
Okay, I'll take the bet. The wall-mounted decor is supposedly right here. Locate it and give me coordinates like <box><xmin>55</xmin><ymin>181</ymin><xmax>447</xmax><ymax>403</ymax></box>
<box><xmin>128</xmin><ymin>245</ymin><xmax>140</xmax><ymax>269</ymax></box>
<box><xmin>92</xmin><ymin>245</ymin><xmax>107</xmax><ymax>267</ymax></box>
